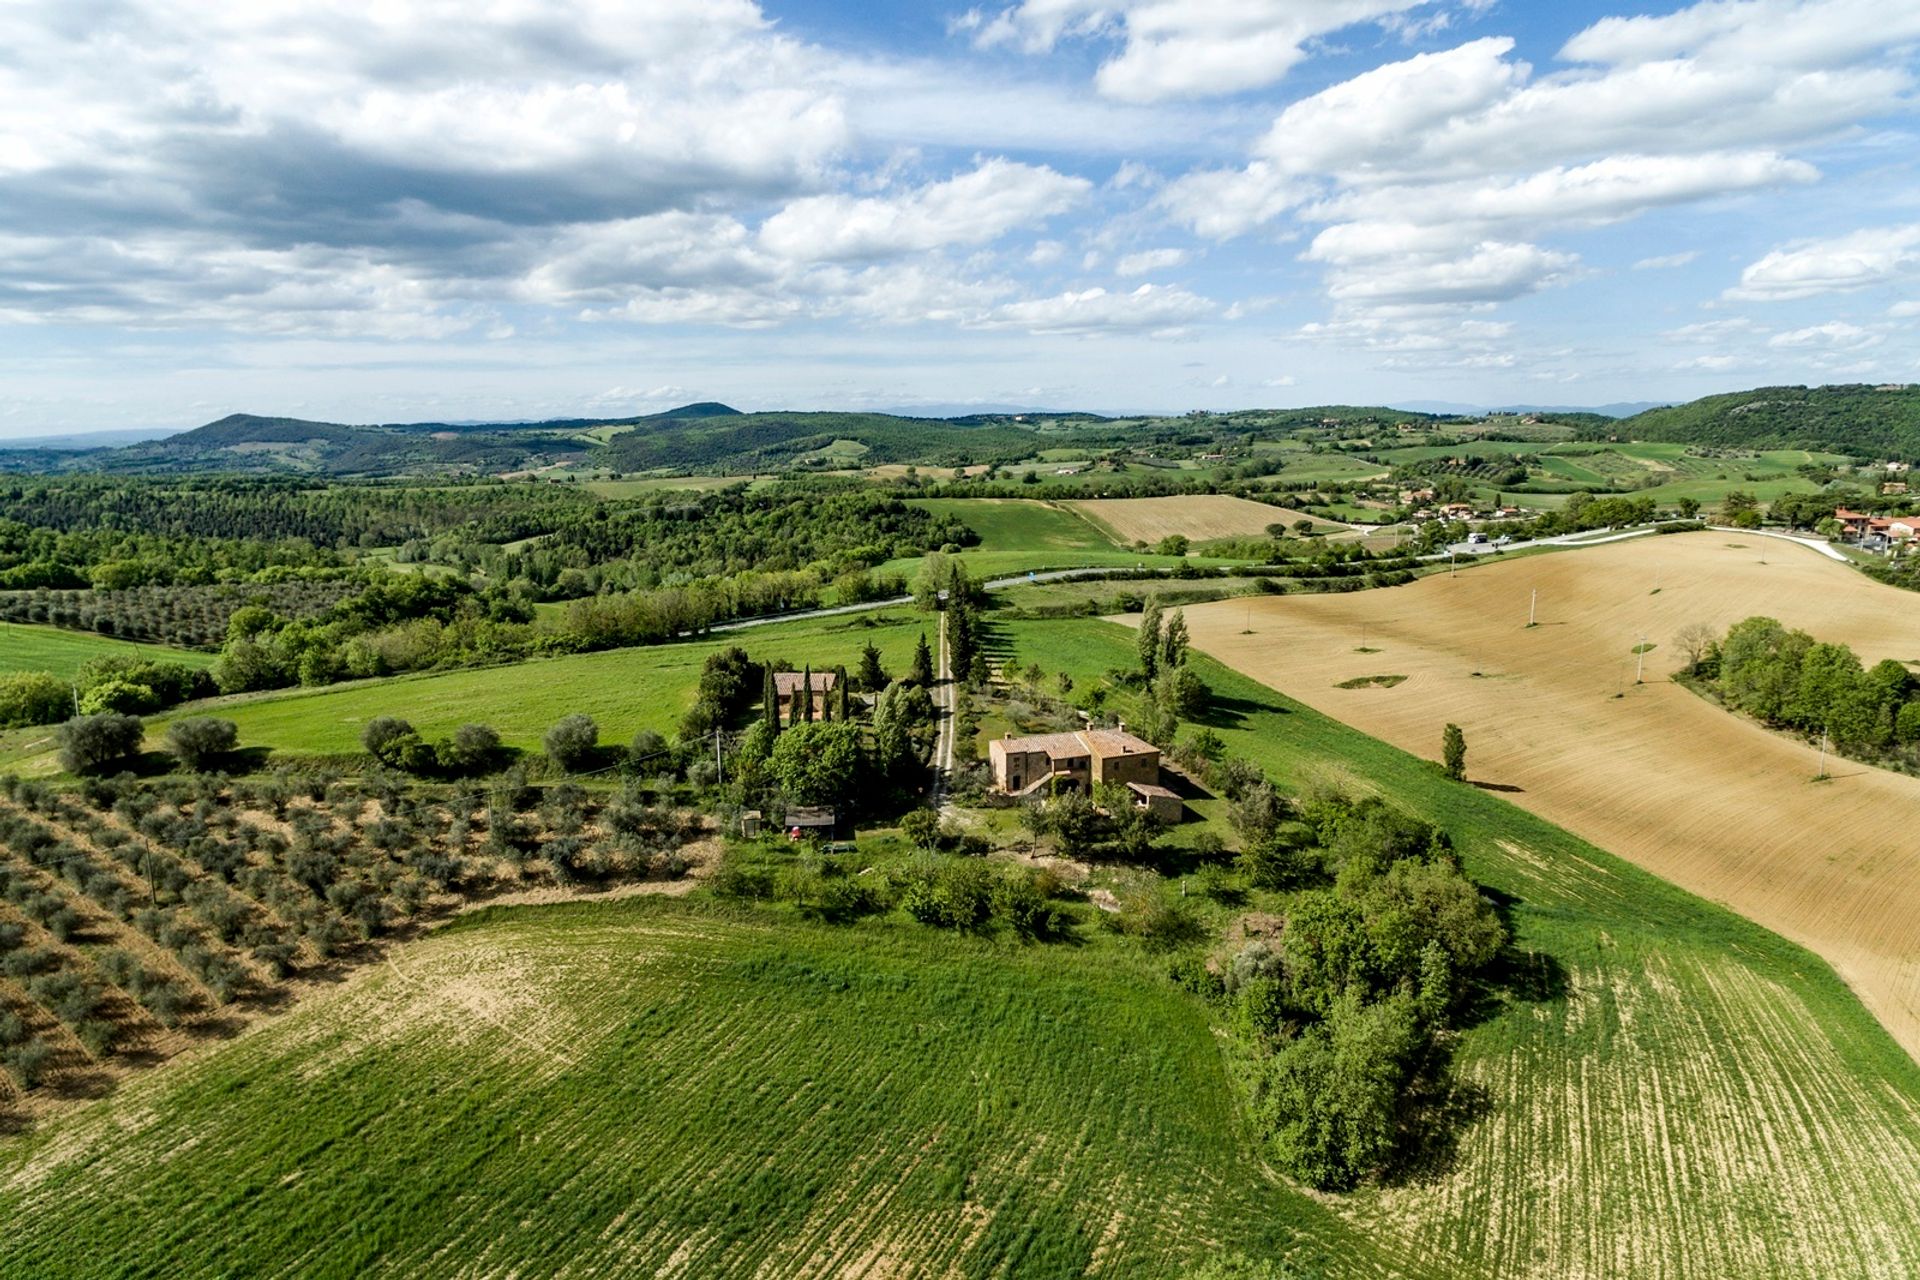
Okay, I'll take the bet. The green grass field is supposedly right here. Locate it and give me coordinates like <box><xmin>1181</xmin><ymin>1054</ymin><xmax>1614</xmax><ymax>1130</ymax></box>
<box><xmin>991</xmin><ymin>617</ymin><xmax>1920</xmax><ymax>1276</ymax></box>
<box><xmin>876</xmin><ymin>498</ymin><xmax>1251</xmax><ymax>582</ymax></box>
<box><xmin>0</xmin><ymin>612</ymin><xmax>931</xmax><ymax>772</ymax></box>
<box><xmin>0</xmin><ymin>622</ymin><xmax>213</xmax><ymax>679</ymax></box>
<box><xmin>4</xmin><ymin>612</ymin><xmax>1920</xmax><ymax>1275</ymax></box>
<box><xmin>0</xmin><ymin>896</ymin><xmax>1362</xmax><ymax>1279</ymax></box>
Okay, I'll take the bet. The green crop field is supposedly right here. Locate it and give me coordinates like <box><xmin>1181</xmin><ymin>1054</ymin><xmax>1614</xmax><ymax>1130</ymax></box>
<box><xmin>911</xmin><ymin>498</ymin><xmax>1117</xmax><ymax>554</ymax></box>
<box><xmin>0</xmin><ymin>896</ymin><xmax>1372</xmax><ymax>1279</ymax></box>
<box><xmin>0</xmin><ymin>622</ymin><xmax>214</xmax><ymax>679</ymax></box>
<box><xmin>991</xmin><ymin>617</ymin><xmax>1920</xmax><ymax>1277</ymax></box>
<box><xmin>3</xmin><ymin>616</ymin><xmax>1919</xmax><ymax>1276</ymax></box>
<box><xmin>0</xmin><ymin>612</ymin><xmax>931</xmax><ymax>772</ymax></box>
<box><xmin>876</xmin><ymin>498</ymin><xmax>1250</xmax><ymax>582</ymax></box>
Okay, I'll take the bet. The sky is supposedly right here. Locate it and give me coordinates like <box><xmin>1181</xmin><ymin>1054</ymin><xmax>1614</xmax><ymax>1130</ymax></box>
<box><xmin>0</xmin><ymin>0</ymin><xmax>1916</xmax><ymax>435</ymax></box>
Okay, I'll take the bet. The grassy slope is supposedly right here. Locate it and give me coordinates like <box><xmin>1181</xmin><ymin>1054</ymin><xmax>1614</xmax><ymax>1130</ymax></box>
<box><xmin>0</xmin><ymin>898</ymin><xmax>1367</xmax><ymax>1279</ymax></box>
<box><xmin>0</xmin><ymin>622</ymin><xmax>214</xmax><ymax>679</ymax></box>
<box><xmin>4</xmin><ymin>613</ymin><xmax>1918</xmax><ymax>1274</ymax></box>
<box><xmin>0</xmin><ymin>612</ymin><xmax>932</xmax><ymax>772</ymax></box>
<box><xmin>999</xmin><ymin>617</ymin><xmax>1920</xmax><ymax>1277</ymax></box>
<box><xmin>877</xmin><ymin>497</ymin><xmax>1247</xmax><ymax>582</ymax></box>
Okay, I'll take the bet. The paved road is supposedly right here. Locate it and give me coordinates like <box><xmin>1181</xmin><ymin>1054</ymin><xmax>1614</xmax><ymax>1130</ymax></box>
<box><xmin>929</xmin><ymin>617</ymin><xmax>957</xmax><ymax>814</ymax></box>
<box><xmin>710</xmin><ymin>523</ymin><xmax>1841</xmax><ymax>638</ymax></box>
<box><xmin>1704</xmin><ymin>524</ymin><xmax>1851</xmax><ymax>562</ymax></box>
<box><xmin>705</xmin><ymin>565</ymin><xmax>1140</xmax><ymax>635</ymax></box>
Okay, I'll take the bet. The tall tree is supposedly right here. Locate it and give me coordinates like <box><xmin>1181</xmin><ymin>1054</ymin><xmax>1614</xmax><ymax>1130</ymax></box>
<box><xmin>801</xmin><ymin>664</ymin><xmax>815</xmax><ymax>723</ymax></box>
<box><xmin>946</xmin><ymin>601</ymin><xmax>975</xmax><ymax>689</ymax></box>
<box><xmin>763</xmin><ymin>665</ymin><xmax>781</xmax><ymax>734</ymax></box>
<box><xmin>833</xmin><ymin>665</ymin><xmax>850</xmax><ymax>720</ymax></box>
<box><xmin>1160</xmin><ymin>609</ymin><xmax>1190</xmax><ymax>672</ymax></box>
<box><xmin>857</xmin><ymin>641</ymin><xmax>887</xmax><ymax>692</ymax></box>
<box><xmin>1138</xmin><ymin>597</ymin><xmax>1165</xmax><ymax>680</ymax></box>
<box><xmin>910</xmin><ymin>631</ymin><xmax>934</xmax><ymax>686</ymax></box>
<box><xmin>1441</xmin><ymin>723</ymin><xmax>1467</xmax><ymax>781</ymax></box>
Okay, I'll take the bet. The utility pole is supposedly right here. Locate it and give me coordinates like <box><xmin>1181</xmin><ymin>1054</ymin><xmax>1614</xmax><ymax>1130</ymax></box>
<box><xmin>1635</xmin><ymin>634</ymin><xmax>1648</xmax><ymax>683</ymax></box>
<box><xmin>714</xmin><ymin>728</ymin><xmax>724</xmax><ymax>785</ymax></box>
<box><xmin>1817</xmin><ymin>728</ymin><xmax>1830</xmax><ymax>780</ymax></box>
<box><xmin>1528</xmin><ymin>588</ymin><xmax>1537</xmax><ymax>627</ymax></box>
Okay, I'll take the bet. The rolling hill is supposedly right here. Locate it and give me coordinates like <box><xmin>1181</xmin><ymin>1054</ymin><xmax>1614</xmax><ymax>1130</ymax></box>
<box><xmin>1621</xmin><ymin>383</ymin><xmax>1920</xmax><ymax>458</ymax></box>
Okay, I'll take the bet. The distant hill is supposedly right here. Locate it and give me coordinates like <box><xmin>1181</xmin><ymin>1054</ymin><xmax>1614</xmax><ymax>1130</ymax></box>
<box><xmin>0</xmin><ymin>426</ymin><xmax>182</xmax><ymax>450</ymax></box>
<box><xmin>1621</xmin><ymin>385</ymin><xmax>1920</xmax><ymax>459</ymax></box>
<box><xmin>600</xmin><ymin>409</ymin><xmax>1040</xmax><ymax>471</ymax></box>
<box><xmin>1396</xmin><ymin>400</ymin><xmax>1667</xmax><ymax>418</ymax></box>
<box><xmin>6</xmin><ymin>386</ymin><xmax>1913</xmax><ymax>478</ymax></box>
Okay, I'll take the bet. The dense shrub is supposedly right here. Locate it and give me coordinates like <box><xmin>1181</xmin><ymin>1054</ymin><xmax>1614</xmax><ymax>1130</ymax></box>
<box><xmin>166</xmin><ymin>717</ymin><xmax>238</xmax><ymax>771</ymax></box>
<box><xmin>56</xmin><ymin>712</ymin><xmax>145</xmax><ymax>775</ymax></box>
<box><xmin>544</xmin><ymin>714</ymin><xmax>599</xmax><ymax>773</ymax></box>
<box><xmin>0</xmin><ymin>671</ymin><xmax>71</xmax><ymax>728</ymax></box>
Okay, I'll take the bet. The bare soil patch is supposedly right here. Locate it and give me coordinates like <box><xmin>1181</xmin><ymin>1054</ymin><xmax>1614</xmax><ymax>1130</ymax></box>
<box><xmin>1182</xmin><ymin>531</ymin><xmax>1920</xmax><ymax>1060</ymax></box>
<box><xmin>1066</xmin><ymin>495</ymin><xmax>1320</xmax><ymax>543</ymax></box>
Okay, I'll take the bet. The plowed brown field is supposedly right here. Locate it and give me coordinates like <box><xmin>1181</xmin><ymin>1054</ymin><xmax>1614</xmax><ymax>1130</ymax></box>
<box><xmin>1067</xmin><ymin>495</ymin><xmax>1323</xmax><ymax>542</ymax></box>
<box><xmin>1182</xmin><ymin>532</ymin><xmax>1920</xmax><ymax>1059</ymax></box>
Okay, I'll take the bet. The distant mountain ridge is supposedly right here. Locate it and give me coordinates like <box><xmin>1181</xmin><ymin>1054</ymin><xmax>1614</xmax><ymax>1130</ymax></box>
<box><xmin>1</xmin><ymin>385</ymin><xmax>1914</xmax><ymax>477</ymax></box>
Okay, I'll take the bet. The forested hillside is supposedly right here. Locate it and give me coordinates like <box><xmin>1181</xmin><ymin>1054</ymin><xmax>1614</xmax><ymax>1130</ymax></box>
<box><xmin>598</xmin><ymin>410</ymin><xmax>1041</xmax><ymax>471</ymax></box>
<box><xmin>1623</xmin><ymin>385</ymin><xmax>1920</xmax><ymax>458</ymax></box>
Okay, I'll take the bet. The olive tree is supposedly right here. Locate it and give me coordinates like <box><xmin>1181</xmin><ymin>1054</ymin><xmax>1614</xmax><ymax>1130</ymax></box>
<box><xmin>544</xmin><ymin>714</ymin><xmax>600</xmax><ymax>773</ymax></box>
<box><xmin>166</xmin><ymin>717</ymin><xmax>238</xmax><ymax>772</ymax></box>
<box><xmin>56</xmin><ymin>712</ymin><xmax>144</xmax><ymax>776</ymax></box>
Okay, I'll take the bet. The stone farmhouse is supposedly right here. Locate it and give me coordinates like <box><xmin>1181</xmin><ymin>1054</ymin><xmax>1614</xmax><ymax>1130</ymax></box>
<box><xmin>988</xmin><ymin>727</ymin><xmax>1182</xmax><ymax>822</ymax></box>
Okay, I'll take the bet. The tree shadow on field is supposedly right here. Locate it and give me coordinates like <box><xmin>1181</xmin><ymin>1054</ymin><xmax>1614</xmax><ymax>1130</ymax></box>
<box><xmin>1193</xmin><ymin>693</ymin><xmax>1275</xmax><ymax>732</ymax></box>
<box><xmin>1469</xmin><ymin>779</ymin><xmax>1525</xmax><ymax>794</ymax></box>
<box><xmin>1381</xmin><ymin>885</ymin><xmax>1569</xmax><ymax>1187</ymax></box>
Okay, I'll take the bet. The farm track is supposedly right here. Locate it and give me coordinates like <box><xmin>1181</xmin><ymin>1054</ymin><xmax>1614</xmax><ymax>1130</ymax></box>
<box><xmin>1181</xmin><ymin>530</ymin><xmax>1920</xmax><ymax>1061</ymax></box>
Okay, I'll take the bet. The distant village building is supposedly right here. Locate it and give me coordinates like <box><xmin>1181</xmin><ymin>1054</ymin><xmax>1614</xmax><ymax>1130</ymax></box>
<box><xmin>989</xmin><ymin>727</ymin><xmax>1166</xmax><ymax>800</ymax></box>
<box><xmin>1834</xmin><ymin>508</ymin><xmax>1918</xmax><ymax>552</ymax></box>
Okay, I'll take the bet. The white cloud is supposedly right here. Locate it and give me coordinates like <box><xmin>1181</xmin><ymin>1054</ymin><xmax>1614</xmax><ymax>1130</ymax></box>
<box><xmin>1664</xmin><ymin>317</ymin><xmax>1763</xmax><ymax>342</ymax></box>
<box><xmin>1115</xmin><ymin>247</ymin><xmax>1191</xmax><ymax>276</ymax></box>
<box><xmin>965</xmin><ymin>0</ymin><xmax>1438</xmax><ymax>101</ymax></box>
<box><xmin>1154</xmin><ymin>0</ymin><xmax>1910</xmax><ymax>365</ymax></box>
<box><xmin>977</xmin><ymin>282</ymin><xmax>1213</xmax><ymax>335</ymax></box>
<box><xmin>1634</xmin><ymin>251</ymin><xmax>1699</xmax><ymax>270</ymax></box>
<box><xmin>1323</xmin><ymin>241</ymin><xmax>1578</xmax><ymax>307</ymax></box>
<box><xmin>758</xmin><ymin>159</ymin><xmax>1089</xmax><ymax>261</ymax></box>
<box><xmin>1767</xmin><ymin>320</ymin><xmax>1883</xmax><ymax>349</ymax></box>
<box><xmin>1028</xmin><ymin>240</ymin><xmax>1066</xmax><ymax>266</ymax></box>
<box><xmin>1561</xmin><ymin>0</ymin><xmax>1920</xmax><ymax>72</ymax></box>
<box><xmin>1726</xmin><ymin>223</ymin><xmax>1920</xmax><ymax>301</ymax></box>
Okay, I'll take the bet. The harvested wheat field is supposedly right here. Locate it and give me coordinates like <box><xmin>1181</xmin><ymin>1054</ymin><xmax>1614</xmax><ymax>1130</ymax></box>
<box><xmin>1182</xmin><ymin>531</ymin><xmax>1920</xmax><ymax>1060</ymax></box>
<box><xmin>1067</xmin><ymin>494</ymin><xmax>1330</xmax><ymax>543</ymax></box>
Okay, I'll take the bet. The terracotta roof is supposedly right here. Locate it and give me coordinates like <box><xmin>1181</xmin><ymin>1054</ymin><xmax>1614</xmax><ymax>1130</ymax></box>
<box><xmin>992</xmin><ymin>731</ymin><xmax>1089</xmax><ymax>761</ymax></box>
<box><xmin>1126</xmin><ymin>782</ymin><xmax>1179</xmax><ymax>799</ymax></box>
<box><xmin>1078</xmin><ymin>728</ymin><xmax>1158</xmax><ymax>759</ymax></box>
<box><xmin>773</xmin><ymin>671</ymin><xmax>837</xmax><ymax>697</ymax></box>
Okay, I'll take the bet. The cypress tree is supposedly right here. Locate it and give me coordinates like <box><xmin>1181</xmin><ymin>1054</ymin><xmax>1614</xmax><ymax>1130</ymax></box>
<box><xmin>1138</xmin><ymin>598</ymin><xmax>1164</xmax><ymax>679</ymax></box>
<box><xmin>910</xmin><ymin>632</ymin><xmax>934</xmax><ymax>686</ymax></box>
<box><xmin>834</xmin><ymin>665</ymin><xmax>850</xmax><ymax>719</ymax></box>
<box><xmin>801</xmin><ymin>665</ymin><xmax>815</xmax><ymax>723</ymax></box>
<box><xmin>1160</xmin><ymin>609</ymin><xmax>1189</xmax><ymax>672</ymax></box>
<box><xmin>763</xmin><ymin>665</ymin><xmax>780</xmax><ymax>734</ymax></box>
<box><xmin>858</xmin><ymin>641</ymin><xmax>886</xmax><ymax>691</ymax></box>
